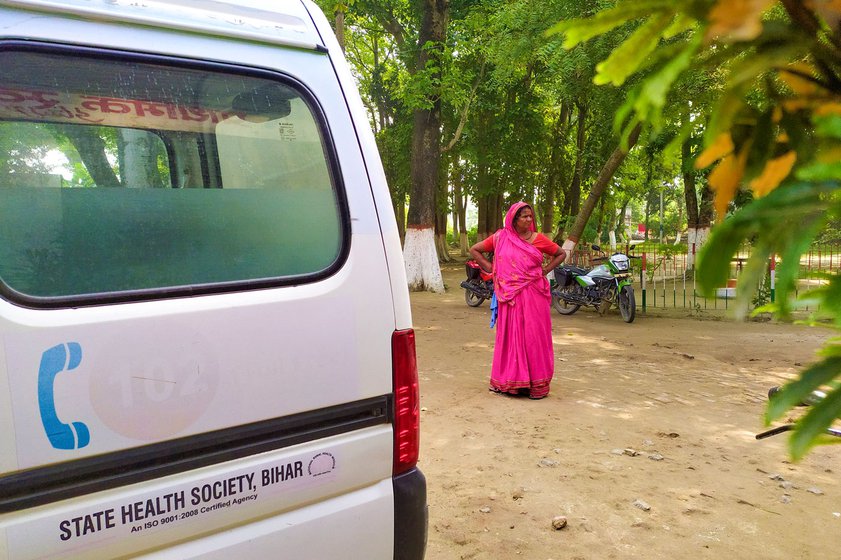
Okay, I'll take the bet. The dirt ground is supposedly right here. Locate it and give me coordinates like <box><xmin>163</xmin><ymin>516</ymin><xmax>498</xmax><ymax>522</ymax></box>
<box><xmin>413</xmin><ymin>261</ymin><xmax>840</xmax><ymax>560</ymax></box>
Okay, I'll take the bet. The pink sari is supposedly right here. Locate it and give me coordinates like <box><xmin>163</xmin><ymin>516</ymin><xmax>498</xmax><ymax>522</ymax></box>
<box><xmin>489</xmin><ymin>202</ymin><xmax>555</xmax><ymax>398</ymax></box>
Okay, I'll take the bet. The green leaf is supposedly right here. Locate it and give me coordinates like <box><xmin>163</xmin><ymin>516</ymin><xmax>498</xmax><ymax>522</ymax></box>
<box><xmin>704</xmin><ymin>44</ymin><xmax>802</xmax><ymax>140</ymax></box>
<box><xmin>619</xmin><ymin>117</ymin><xmax>643</xmax><ymax>151</ymax></box>
<box><xmin>732</xmin><ymin>238</ymin><xmax>773</xmax><ymax>319</ymax></box>
<box><xmin>787</xmin><ymin>363</ymin><xmax>841</xmax><ymax>460</ymax></box>
<box><xmin>728</xmin><ymin>44</ymin><xmax>803</xmax><ymax>88</ymax></box>
<box><xmin>632</xmin><ymin>33</ymin><xmax>701</xmax><ymax>123</ymax></box>
<box><xmin>821</xmin><ymin>343</ymin><xmax>841</xmax><ymax>359</ymax></box>
<box><xmin>546</xmin><ymin>1</ymin><xmax>674</xmax><ymax>48</ymax></box>
<box><xmin>744</xmin><ymin>109</ymin><xmax>775</xmax><ymax>181</ymax></box>
<box><xmin>797</xmin><ymin>161</ymin><xmax>841</xmax><ymax>181</ymax></box>
<box><xmin>806</xmin><ymin>278</ymin><xmax>841</xmax><ymax>328</ymax></box>
<box><xmin>814</xmin><ymin>114</ymin><xmax>841</xmax><ymax>139</ymax></box>
<box><xmin>697</xmin><ymin>182</ymin><xmax>834</xmax><ymax>297</ymax></box>
<box><xmin>706</xmin><ymin>83</ymin><xmax>750</xmax><ymax>141</ymax></box>
<box><xmin>594</xmin><ymin>13</ymin><xmax>675</xmax><ymax>86</ymax></box>
<box><xmin>662</xmin><ymin>13</ymin><xmax>696</xmax><ymax>39</ymax></box>
<box><xmin>767</xmin><ymin>356</ymin><xmax>841</xmax><ymax>423</ymax></box>
<box><xmin>612</xmin><ymin>82</ymin><xmax>642</xmax><ymax>134</ymax></box>
<box><xmin>696</xmin><ymin>221</ymin><xmax>752</xmax><ymax>297</ymax></box>
<box><xmin>773</xmin><ymin>217</ymin><xmax>825</xmax><ymax>318</ymax></box>
<box><xmin>779</xmin><ymin>109</ymin><xmax>814</xmax><ymax>162</ymax></box>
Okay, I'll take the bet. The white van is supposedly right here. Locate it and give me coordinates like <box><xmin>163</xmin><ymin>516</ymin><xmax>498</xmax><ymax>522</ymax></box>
<box><xmin>0</xmin><ymin>1</ymin><xmax>426</xmax><ymax>558</ymax></box>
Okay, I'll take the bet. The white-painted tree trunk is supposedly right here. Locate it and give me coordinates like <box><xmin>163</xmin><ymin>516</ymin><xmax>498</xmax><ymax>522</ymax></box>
<box><xmin>404</xmin><ymin>227</ymin><xmax>445</xmax><ymax>293</ymax></box>
<box><xmin>686</xmin><ymin>226</ymin><xmax>711</xmax><ymax>269</ymax></box>
<box><xmin>119</xmin><ymin>129</ymin><xmax>159</xmax><ymax>188</ymax></box>
<box><xmin>608</xmin><ymin>230</ymin><xmax>617</xmax><ymax>251</ymax></box>
<box><xmin>561</xmin><ymin>239</ymin><xmax>577</xmax><ymax>263</ymax></box>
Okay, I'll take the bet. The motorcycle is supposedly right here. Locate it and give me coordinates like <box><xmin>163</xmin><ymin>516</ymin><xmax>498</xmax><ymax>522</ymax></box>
<box><xmin>550</xmin><ymin>245</ymin><xmax>638</xmax><ymax>323</ymax></box>
<box><xmin>756</xmin><ymin>386</ymin><xmax>841</xmax><ymax>440</ymax></box>
<box><xmin>460</xmin><ymin>259</ymin><xmax>494</xmax><ymax>307</ymax></box>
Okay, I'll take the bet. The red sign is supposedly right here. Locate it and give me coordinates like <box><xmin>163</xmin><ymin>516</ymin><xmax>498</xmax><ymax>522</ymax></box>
<box><xmin>0</xmin><ymin>88</ymin><xmax>243</xmax><ymax>132</ymax></box>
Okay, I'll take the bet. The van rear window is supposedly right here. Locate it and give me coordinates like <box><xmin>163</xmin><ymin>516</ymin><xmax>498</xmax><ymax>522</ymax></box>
<box><xmin>0</xmin><ymin>47</ymin><xmax>343</xmax><ymax>304</ymax></box>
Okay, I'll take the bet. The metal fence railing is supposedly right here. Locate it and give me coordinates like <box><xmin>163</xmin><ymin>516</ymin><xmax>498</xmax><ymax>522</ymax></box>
<box><xmin>566</xmin><ymin>243</ymin><xmax>840</xmax><ymax>314</ymax></box>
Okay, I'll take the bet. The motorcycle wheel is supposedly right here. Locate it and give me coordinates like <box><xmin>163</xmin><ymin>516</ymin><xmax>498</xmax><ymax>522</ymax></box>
<box><xmin>552</xmin><ymin>286</ymin><xmax>581</xmax><ymax>315</ymax></box>
<box><xmin>618</xmin><ymin>285</ymin><xmax>636</xmax><ymax>323</ymax></box>
<box><xmin>465</xmin><ymin>281</ymin><xmax>486</xmax><ymax>307</ymax></box>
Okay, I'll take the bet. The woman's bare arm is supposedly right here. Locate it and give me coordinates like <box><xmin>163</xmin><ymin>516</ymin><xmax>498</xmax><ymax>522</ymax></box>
<box><xmin>468</xmin><ymin>242</ymin><xmax>493</xmax><ymax>273</ymax></box>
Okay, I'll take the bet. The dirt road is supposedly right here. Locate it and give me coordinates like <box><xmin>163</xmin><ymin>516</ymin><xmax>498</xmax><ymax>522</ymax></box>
<box><xmin>414</xmin><ymin>262</ymin><xmax>839</xmax><ymax>560</ymax></box>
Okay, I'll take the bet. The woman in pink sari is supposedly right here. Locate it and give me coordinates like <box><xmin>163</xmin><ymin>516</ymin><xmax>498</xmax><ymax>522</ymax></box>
<box><xmin>469</xmin><ymin>202</ymin><xmax>567</xmax><ymax>399</ymax></box>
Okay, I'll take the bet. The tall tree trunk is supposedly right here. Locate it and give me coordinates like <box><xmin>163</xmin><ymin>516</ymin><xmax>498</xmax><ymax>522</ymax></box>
<box><xmin>673</xmin><ymin>189</ymin><xmax>684</xmax><ymax>245</ymax></box>
<box><xmin>683</xmin><ymin>138</ymin><xmax>714</xmax><ymax>268</ymax></box>
<box><xmin>595</xmin><ymin>196</ymin><xmax>606</xmax><ymax>246</ymax></box>
<box><xmin>475</xmin><ymin>134</ymin><xmax>491</xmax><ymax>240</ymax></box>
<box><xmin>404</xmin><ymin>0</ymin><xmax>448</xmax><ymax>292</ymax></box>
<box><xmin>568</xmin><ymin>100</ymin><xmax>587</xmax><ymax>217</ymax></box>
<box><xmin>452</xmin><ymin>162</ymin><xmax>468</xmax><ymax>255</ymax></box>
<box><xmin>435</xmin><ymin>208</ymin><xmax>451</xmax><ymax>262</ymax></box>
<box><xmin>435</xmin><ymin>159</ymin><xmax>451</xmax><ymax>263</ymax></box>
<box><xmin>57</xmin><ymin>125</ymin><xmax>120</xmax><ymax>187</ymax></box>
<box><xmin>643</xmin><ymin>151</ymin><xmax>654</xmax><ymax>242</ymax></box>
<box><xmin>334</xmin><ymin>5</ymin><xmax>346</xmax><ymax>52</ymax></box>
<box><xmin>563</xmin><ymin>123</ymin><xmax>642</xmax><ymax>256</ymax></box>
<box><xmin>118</xmin><ymin>129</ymin><xmax>163</xmax><ymax>188</ymax></box>
<box><xmin>395</xmin><ymin>194</ymin><xmax>407</xmax><ymax>245</ymax></box>
<box><xmin>476</xmin><ymin>195</ymin><xmax>489</xmax><ymax>241</ymax></box>
<box><xmin>490</xmin><ymin>191</ymin><xmax>503</xmax><ymax>232</ymax></box>
<box><xmin>608</xmin><ymin>201</ymin><xmax>622</xmax><ymax>251</ymax></box>
<box><xmin>542</xmin><ymin>102</ymin><xmax>569</xmax><ymax>235</ymax></box>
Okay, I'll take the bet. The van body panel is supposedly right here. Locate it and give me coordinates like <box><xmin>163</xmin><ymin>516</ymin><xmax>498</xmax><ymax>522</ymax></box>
<box><xmin>303</xmin><ymin>2</ymin><xmax>413</xmax><ymax>327</ymax></box>
<box><xmin>132</xmin><ymin>482</ymin><xmax>394</xmax><ymax>560</ymax></box>
<box><xmin>0</xmin><ymin>0</ymin><xmax>323</xmax><ymax>50</ymax></box>
<box><xmin>1</xmin><ymin>234</ymin><xmax>393</xmax><ymax>472</ymax></box>
<box><xmin>3</xmin><ymin>428</ymin><xmax>393</xmax><ymax>559</ymax></box>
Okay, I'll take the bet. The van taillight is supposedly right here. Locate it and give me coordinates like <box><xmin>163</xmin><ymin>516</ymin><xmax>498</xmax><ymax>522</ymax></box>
<box><xmin>392</xmin><ymin>329</ymin><xmax>419</xmax><ymax>475</ymax></box>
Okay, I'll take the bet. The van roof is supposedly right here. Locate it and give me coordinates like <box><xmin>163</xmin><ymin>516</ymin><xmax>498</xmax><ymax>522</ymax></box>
<box><xmin>0</xmin><ymin>0</ymin><xmax>325</xmax><ymax>50</ymax></box>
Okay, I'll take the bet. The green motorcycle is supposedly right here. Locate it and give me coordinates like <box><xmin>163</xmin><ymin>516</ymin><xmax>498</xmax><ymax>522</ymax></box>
<box><xmin>551</xmin><ymin>245</ymin><xmax>638</xmax><ymax>323</ymax></box>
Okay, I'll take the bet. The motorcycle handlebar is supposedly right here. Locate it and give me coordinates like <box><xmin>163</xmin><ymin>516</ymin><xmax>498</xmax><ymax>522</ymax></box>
<box><xmin>588</xmin><ymin>253</ymin><xmax>640</xmax><ymax>262</ymax></box>
<box><xmin>756</xmin><ymin>424</ymin><xmax>841</xmax><ymax>440</ymax></box>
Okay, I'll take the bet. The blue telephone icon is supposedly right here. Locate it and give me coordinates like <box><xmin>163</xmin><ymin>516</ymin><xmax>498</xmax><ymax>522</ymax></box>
<box><xmin>37</xmin><ymin>343</ymin><xmax>90</xmax><ymax>450</ymax></box>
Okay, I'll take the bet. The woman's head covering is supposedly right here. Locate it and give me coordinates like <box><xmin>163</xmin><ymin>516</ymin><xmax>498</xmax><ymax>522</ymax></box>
<box><xmin>494</xmin><ymin>202</ymin><xmax>542</xmax><ymax>303</ymax></box>
<box><xmin>504</xmin><ymin>202</ymin><xmax>536</xmax><ymax>233</ymax></box>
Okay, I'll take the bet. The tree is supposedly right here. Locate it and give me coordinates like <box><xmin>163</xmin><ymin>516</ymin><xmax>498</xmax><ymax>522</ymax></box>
<box><xmin>681</xmin><ymin>135</ymin><xmax>714</xmax><ymax>267</ymax></box>
<box><xmin>553</xmin><ymin>0</ymin><xmax>841</xmax><ymax>459</ymax></box>
<box><xmin>562</xmin><ymin>122</ymin><xmax>641</xmax><ymax>252</ymax></box>
<box><xmin>398</xmin><ymin>0</ymin><xmax>448</xmax><ymax>291</ymax></box>
<box><xmin>317</xmin><ymin>0</ymin><xmax>455</xmax><ymax>292</ymax></box>
<box><xmin>54</xmin><ymin>125</ymin><xmax>120</xmax><ymax>187</ymax></box>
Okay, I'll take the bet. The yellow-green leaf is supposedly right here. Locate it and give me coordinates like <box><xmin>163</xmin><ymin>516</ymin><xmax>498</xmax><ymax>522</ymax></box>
<box><xmin>779</xmin><ymin>62</ymin><xmax>820</xmax><ymax>96</ymax></box>
<box><xmin>709</xmin><ymin>148</ymin><xmax>748</xmax><ymax>216</ymax></box>
<box><xmin>546</xmin><ymin>1</ymin><xmax>674</xmax><ymax>49</ymax></box>
<box><xmin>705</xmin><ymin>0</ymin><xmax>775</xmax><ymax>43</ymax></box>
<box><xmin>662</xmin><ymin>13</ymin><xmax>697</xmax><ymax>39</ymax></box>
<box><xmin>695</xmin><ymin>132</ymin><xmax>734</xmax><ymax>169</ymax></box>
<box><xmin>748</xmin><ymin>151</ymin><xmax>797</xmax><ymax>196</ymax></box>
<box><xmin>633</xmin><ymin>34</ymin><xmax>701</xmax><ymax>120</ymax></box>
<box><xmin>595</xmin><ymin>13</ymin><xmax>675</xmax><ymax>86</ymax></box>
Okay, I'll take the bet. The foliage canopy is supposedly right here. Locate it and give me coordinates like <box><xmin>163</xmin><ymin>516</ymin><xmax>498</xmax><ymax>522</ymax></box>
<box><xmin>550</xmin><ymin>0</ymin><xmax>841</xmax><ymax>459</ymax></box>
